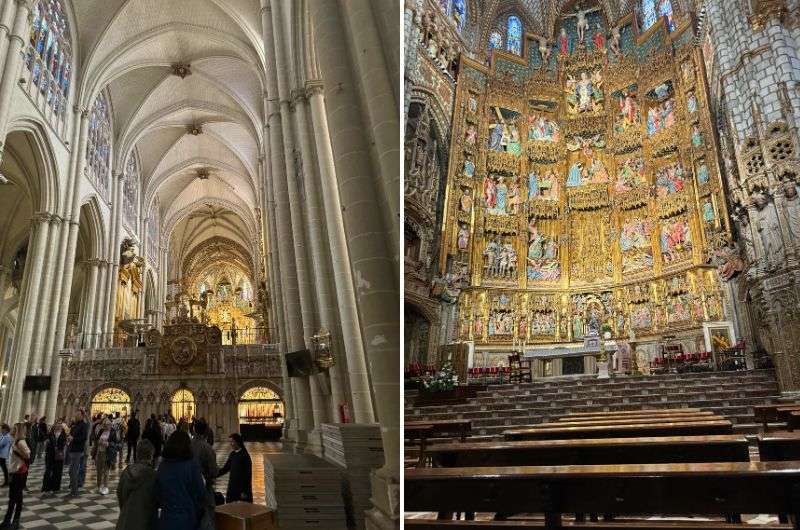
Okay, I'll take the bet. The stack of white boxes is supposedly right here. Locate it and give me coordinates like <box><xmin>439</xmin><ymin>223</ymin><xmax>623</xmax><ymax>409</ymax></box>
<box><xmin>263</xmin><ymin>453</ymin><xmax>349</xmax><ymax>530</ymax></box>
<box><xmin>322</xmin><ymin>423</ymin><xmax>385</xmax><ymax>530</ymax></box>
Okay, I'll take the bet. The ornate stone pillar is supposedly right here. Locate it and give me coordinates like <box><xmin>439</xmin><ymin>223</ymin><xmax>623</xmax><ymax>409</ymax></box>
<box><xmin>0</xmin><ymin>265</ymin><xmax>11</xmax><ymax>322</ymax></box>
<box><xmin>0</xmin><ymin>0</ymin><xmax>32</xmax><ymax>174</ymax></box>
<box><xmin>4</xmin><ymin>212</ymin><xmax>51</xmax><ymax>420</ymax></box>
<box><xmin>307</xmin><ymin>3</ymin><xmax>400</xmax><ymax>526</ymax></box>
<box><xmin>306</xmin><ymin>81</ymin><xmax>375</xmax><ymax>423</ymax></box>
<box><xmin>92</xmin><ymin>260</ymin><xmax>110</xmax><ymax>347</ymax></box>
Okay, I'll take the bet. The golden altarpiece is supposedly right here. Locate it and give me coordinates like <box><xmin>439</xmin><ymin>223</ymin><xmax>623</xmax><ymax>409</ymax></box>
<box><xmin>440</xmin><ymin>11</ymin><xmax>735</xmax><ymax>366</ymax></box>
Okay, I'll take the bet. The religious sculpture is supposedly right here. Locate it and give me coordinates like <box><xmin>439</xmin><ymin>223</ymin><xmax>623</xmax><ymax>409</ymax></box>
<box><xmin>562</xmin><ymin>4</ymin><xmax>602</xmax><ymax>46</ymax></box>
<box><xmin>565</xmin><ymin>70</ymin><xmax>604</xmax><ymax>114</ymax></box>
<box><xmin>537</xmin><ymin>37</ymin><xmax>551</xmax><ymax>65</ymax></box>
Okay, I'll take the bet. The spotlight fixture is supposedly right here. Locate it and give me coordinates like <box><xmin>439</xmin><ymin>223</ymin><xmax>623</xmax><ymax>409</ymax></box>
<box><xmin>187</xmin><ymin>124</ymin><xmax>203</xmax><ymax>136</ymax></box>
<box><xmin>196</xmin><ymin>168</ymin><xmax>210</xmax><ymax>180</ymax></box>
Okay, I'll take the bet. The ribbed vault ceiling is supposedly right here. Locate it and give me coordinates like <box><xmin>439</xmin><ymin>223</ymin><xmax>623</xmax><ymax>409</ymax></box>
<box><xmin>69</xmin><ymin>0</ymin><xmax>265</xmax><ymax>286</ymax></box>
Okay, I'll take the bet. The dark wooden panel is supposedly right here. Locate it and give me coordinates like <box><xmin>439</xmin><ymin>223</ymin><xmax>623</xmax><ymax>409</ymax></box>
<box><xmin>503</xmin><ymin>421</ymin><xmax>733</xmax><ymax>441</ymax></box>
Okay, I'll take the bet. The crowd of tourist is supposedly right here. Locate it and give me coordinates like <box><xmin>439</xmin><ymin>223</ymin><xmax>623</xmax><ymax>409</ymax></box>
<box><xmin>0</xmin><ymin>409</ymin><xmax>253</xmax><ymax>530</ymax></box>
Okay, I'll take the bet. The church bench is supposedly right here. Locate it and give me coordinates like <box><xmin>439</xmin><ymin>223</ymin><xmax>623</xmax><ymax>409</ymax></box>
<box><xmin>560</xmin><ymin>408</ymin><xmax>714</xmax><ymax>421</ymax></box>
<box><xmin>503</xmin><ymin>420</ymin><xmax>733</xmax><ymax>441</ymax></box>
<box><xmin>406</xmin><ymin>424</ymin><xmax>435</xmax><ymax>468</ymax></box>
<box><xmin>406</xmin><ymin>419</ymin><xmax>473</xmax><ymax>442</ymax></box>
<box><xmin>562</xmin><ymin>408</ymin><xmax>703</xmax><ymax>417</ymax></box>
<box><xmin>753</xmin><ymin>404</ymin><xmax>800</xmax><ymax>431</ymax></box>
<box><xmin>404</xmin><ymin>520</ymin><xmax>792</xmax><ymax>529</ymax></box>
<box><xmin>427</xmin><ymin>435</ymin><xmax>750</xmax><ymax>468</ymax></box>
<box><xmin>405</xmin><ymin>462</ymin><xmax>800</xmax><ymax>529</ymax></box>
<box><xmin>758</xmin><ymin>434</ymin><xmax>800</xmax><ymax>461</ymax></box>
<box><xmin>789</xmin><ymin>411</ymin><xmax>800</xmax><ymax>432</ymax></box>
<box><xmin>542</xmin><ymin>414</ymin><xmax>725</xmax><ymax>427</ymax></box>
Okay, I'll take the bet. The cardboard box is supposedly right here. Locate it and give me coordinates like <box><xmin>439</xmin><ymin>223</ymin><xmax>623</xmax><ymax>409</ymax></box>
<box><xmin>215</xmin><ymin>502</ymin><xmax>277</xmax><ymax>530</ymax></box>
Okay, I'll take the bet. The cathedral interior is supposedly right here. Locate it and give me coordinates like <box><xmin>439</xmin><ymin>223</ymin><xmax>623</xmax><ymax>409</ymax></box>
<box><xmin>404</xmin><ymin>0</ymin><xmax>800</xmax><ymax>526</ymax></box>
<box><xmin>0</xmin><ymin>1</ymin><xmax>399</xmax><ymax>529</ymax></box>
<box><xmin>404</xmin><ymin>0</ymin><xmax>800</xmax><ymax>390</ymax></box>
<box><xmin>403</xmin><ymin>0</ymin><xmax>800</xmax><ymax>530</ymax></box>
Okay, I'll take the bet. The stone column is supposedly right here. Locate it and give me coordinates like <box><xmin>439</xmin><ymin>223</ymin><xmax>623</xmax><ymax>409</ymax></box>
<box><xmin>307</xmin><ymin>3</ymin><xmax>400</xmax><ymax>524</ymax></box>
<box><xmin>92</xmin><ymin>260</ymin><xmax>110</xmax><ymax>347</ymax></box>
<box><xmin>291</xmin><ymin>88</ymin><xmax>341</xmax><ymax>424</ymax></box>
<box><xmin>306</xmin><ymin>82</ymin><xmax>375</xmax><ymax>423</ymax></box>
<box><xmin>339</xmin><ymin>0</ymin><xmax>401</xmax><ymax>276</ymax></box>
<box><xmin>261</xmin><ymin>0</ymin><xmax>310</xmax><ymax>449</ymax></box>
<box><xmin>4</xmin><ymin>213</ymin><xmax>51</xmax><ymax>420</ymax></box>
<box><xmin>270</xmin><ymin>1</ymin><xmax>318</xmax><ymax>451</ymax></box>
<box><xmin>0</xmin><ymin>0</ymin><xmax>18</xmax><ymax>76</ymax></box>
<box><xmin>81</xmin><ymin>261</ymin><xmax>100</xmax><ymax>349</ymax></box>
<box><xmin>0</xmin><ymin>0</ymin><xmax>32</xmax><ymax>173</ymax></box>
<box><xmin>103</xmin><ymin>171</ymin><xmax>124</xmax><ymax>344</ymax></box>
<box><xmin>24</xmin><ymin>214</ymin><xmax>62</xmax><ymax>413</ymax></box>
<box><xmin>0</xmin><ymin>265</ymin><xmax>11</xmax><ymax>322</ymax></box>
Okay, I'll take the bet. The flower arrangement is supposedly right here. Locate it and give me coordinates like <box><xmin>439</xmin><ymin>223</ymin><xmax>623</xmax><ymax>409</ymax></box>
<box><xmin>422</xmin><ymin>361</ymin><xmax>458</xmax><ymax>393</ymax></box>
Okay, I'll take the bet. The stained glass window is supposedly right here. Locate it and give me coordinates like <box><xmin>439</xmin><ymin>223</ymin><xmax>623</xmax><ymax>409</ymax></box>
<box><xmin>26</xmin><ymin>0</ymin><xmax>72</xmax><ymax>116</ymax></box>
<box><xmin>507</xmin><ymin>16</ymin><xmax>523</xmax><ymax>55</ymax></box>
<box><xmin>123</xmin><ymin>152</ymin><xmax>138</xmax><ymax>229</ymax></box>
<box><xmin>489</xmin><ymin>31</ymin><xmax>503</xmax><ymax>50</ymax></box>
<box><xmin>451</xmin><ymin>0</ymin><xmax>466</xmax><ymax>32</ymax></box>
<box><xmin>86</xmin><ymin>92</ymin><xmax>112</xmax><ymax>199</ymax></box>
<box><xmin>641</xmin><ymin>0</ymin><xmax>674</xmax><ymax>32</ymax></box>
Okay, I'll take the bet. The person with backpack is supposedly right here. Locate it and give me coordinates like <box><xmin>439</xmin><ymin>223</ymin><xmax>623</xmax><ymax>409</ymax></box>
<box><xmin>0</xmin><ymin>423</ymin><xmax>30</xmax><ymax>529</ymax></box>
<box><xmin>125</xmin><ymin>412</ymin><xmax>141</xmax><ymax>464</ymax></box>
<box><xmin>0</xmin><ymin>425</ymin><xmax>11</xmax><ymax>488</ymax></box>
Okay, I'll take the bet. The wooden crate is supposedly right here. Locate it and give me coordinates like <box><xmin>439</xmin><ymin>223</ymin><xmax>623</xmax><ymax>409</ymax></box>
<box><xmin>215</xmin><ymin>502</ymin><xmax>277</xmax><ymax>530</ymax></box>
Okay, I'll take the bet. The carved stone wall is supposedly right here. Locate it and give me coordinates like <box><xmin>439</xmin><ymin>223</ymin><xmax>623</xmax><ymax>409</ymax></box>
<box><xmin>704</xmin><ymin>0</ymin><xmax>800</xmax><ymax>392</ymax></box>
<box><xmin>57</xmin><ymin>345</ymin><xmax>284</xmax><ymax>435</ymax></box>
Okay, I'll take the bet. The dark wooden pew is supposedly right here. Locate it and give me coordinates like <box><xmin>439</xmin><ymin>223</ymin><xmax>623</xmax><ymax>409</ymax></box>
<box><xmin>759</xmin><ymin>434</ymin><xmax>800</xmax><ymax>461</ymax></box>
<box><xmin>406</xmin><ymin>424</ymin><xmax>435</xmax><ymax>468</ymax></box>
<box><xmin>753</xmin><ymin>403</ymin><xmax>800</xmax><ymax>432</ymax></box>
<box><xmin>560</xmin><ymin>411</ymin><xmax>714</xmax><ymax>422</ymax></box>
<box><xmin>407</xmin><ymin>419</ymin><xmax>473</xmax><ymax>442</ymax></box>
<box><xmin>428</xmin><ymin>435</ymin><xmax>750</xmax><ymax>468</ymax></box>
<box><xmin>405</xmin><ymin>520</ymin><xmax>791</xmax><ymax>530</ymax></box>
<box><xmin>504</xmin><ymin>420</ymin><xmax>733</xmax><ymax>441</ymax></box>
<box><xmin>563</xmin><ymin>408</ymin><xmax>703</xmax><ymax>418</ymax></box>
<box><xmin>550</xmin><ymin>415</ymin><xmax>718</xmax><ymax>428</ymax></box>
<box><xmin>405</xmin><ymin>462</ymin><xmax>800</xmax><ymax>529</ymax></box>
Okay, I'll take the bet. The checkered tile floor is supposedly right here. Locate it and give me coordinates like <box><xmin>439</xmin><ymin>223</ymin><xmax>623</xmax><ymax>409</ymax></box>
<box><xmin>1</xmin><ymin>442</ymin><xmax>280</xmax><ymax>529</ymax></box>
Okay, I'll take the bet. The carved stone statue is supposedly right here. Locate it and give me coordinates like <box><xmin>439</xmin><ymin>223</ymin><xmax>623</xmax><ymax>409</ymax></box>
<box><xmin>537</xmin><ymin>37</ymin><xmax>551</xmax><ymax>66</ymax></box>
<box><xmin>120</xmin><ymin>239</ymin><xmax>138</xmax><ymax>267</ymax></box>
<box><xmin>609</xmin><ymin>26</ymin><xmax>622</xmax><ymax>57</ymax></box>
<box><xmin>782</xmin><ymin>180</ymin><xmax>800</xmax><ymax>241</ymax></box>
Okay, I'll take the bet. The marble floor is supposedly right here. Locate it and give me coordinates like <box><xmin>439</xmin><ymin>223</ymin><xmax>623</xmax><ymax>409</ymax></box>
<box><xmin>1</xmin><ymin>441</ymin><xmax>280</xmax><ymax>529</ymax></box>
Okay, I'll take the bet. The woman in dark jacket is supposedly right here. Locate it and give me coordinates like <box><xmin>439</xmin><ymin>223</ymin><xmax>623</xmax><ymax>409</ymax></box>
<box><xmin>217</xmin><ymin>433</ymin><xmax>252</xmax><ymax>503</ymax></box>
<box><xmin>116</xmin><ymin>439</ymin><xmax>157</xmax><ymax>530</ymax></box>
<box><xmin>142</xmin><ymin>416</ymin><xmax>162</xmax><ymax>460</ymax></box>
<box><xmin>41</xmin><ymin>423</ymin><xmax>67</xmax><ymax>495</ymax></box>
<box><xmin>156</xmin><ymin>431</ymin><xmax>205</xmax><ymax>530</ymax></box>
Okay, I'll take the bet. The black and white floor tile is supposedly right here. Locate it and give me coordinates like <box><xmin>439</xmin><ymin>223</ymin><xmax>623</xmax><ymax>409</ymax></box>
<box><xmin>1</xmin><ymin>442</ymin><xmax>279</xmax><ymax>530</ymax></box>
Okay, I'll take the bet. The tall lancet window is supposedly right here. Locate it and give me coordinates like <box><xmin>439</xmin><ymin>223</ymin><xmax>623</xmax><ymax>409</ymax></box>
<box><xmin>86</xmin><ymin>92</ymin><xmax>112</xmax><ymax>200</ymax></box>
<box><xmin>506</xmin><ymin>16</ymin><xmax>523</xmax><ymax>55</ymax></box>
<box><xmin>123</xmin><ymin>152</ymin><xmax>139</xmax><ymax>229</ymax></box>
<box><xmin>26</xmin><ymin>0</ymin><xmax>72</xmax><ymax>116</ymax></box>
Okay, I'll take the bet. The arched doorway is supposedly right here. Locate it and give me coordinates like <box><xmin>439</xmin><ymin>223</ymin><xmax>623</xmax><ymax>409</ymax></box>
<box><xmin>238</xmin><ymin>386</ymin><xmax>284</xmax><ymax>441</ymax></box>
<box><xmin>91</xmin><ymin>387</ymin><xmax>131</xmax><ymax>417</ymax></box>
<box><xmin>171</xmin><ymin>388</ymin><xmax>195</xmax><ymax>421</ymax></box>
